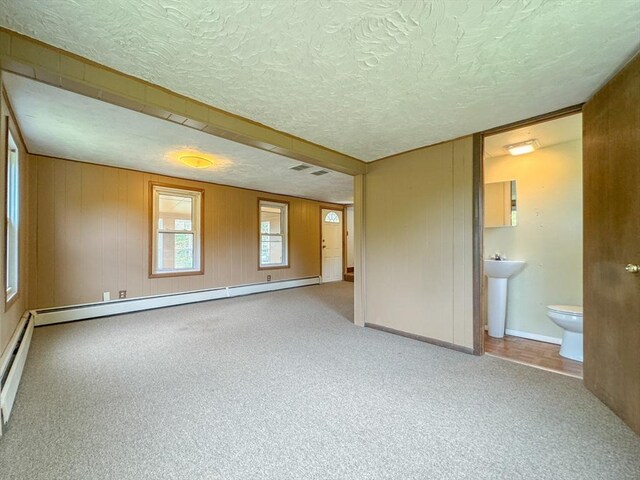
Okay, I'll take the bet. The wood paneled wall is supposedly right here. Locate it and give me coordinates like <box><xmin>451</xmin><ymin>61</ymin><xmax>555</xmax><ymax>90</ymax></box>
<box><xmin>28</xmin><ymin>155</ymin><xmax>336</xmax><ymax>309</ymax></box>
<box><xmin>0</xmin><ymin>75</ymin><xmax>30</xmax><ymax>355</ymax></box>
<box><xmin>363</xmin><ymin>137</ymin><xmax>474</xmax><ymax>350</ymax></box>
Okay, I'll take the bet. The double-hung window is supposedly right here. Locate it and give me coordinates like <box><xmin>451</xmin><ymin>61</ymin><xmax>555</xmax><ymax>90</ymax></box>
<box><xmin>150</xmin><ymin>183</ymin><xmax>203</xmax><ymax>277</ymax></box>
<box><xmin>259</xmin><ymin>200</ymin><xmax>288</xmax><ymax>269</ymax></box>
<box><xmin>5</xmin><ymin>130</ymin><xmax>19</xmax><ymax>305</ymax></box>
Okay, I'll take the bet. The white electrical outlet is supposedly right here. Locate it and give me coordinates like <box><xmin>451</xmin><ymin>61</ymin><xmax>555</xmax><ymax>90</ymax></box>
<box><xmin>102</xmin><ymin>292</ymin><xmax>110</xmax><ymax>302</ymax></box>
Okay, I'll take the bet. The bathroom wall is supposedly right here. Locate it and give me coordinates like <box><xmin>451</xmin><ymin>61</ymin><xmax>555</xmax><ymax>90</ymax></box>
<box><xmin>484</xmin><ymin>139</ymin><xmax>582</xmax><ymax>340</ymax></box>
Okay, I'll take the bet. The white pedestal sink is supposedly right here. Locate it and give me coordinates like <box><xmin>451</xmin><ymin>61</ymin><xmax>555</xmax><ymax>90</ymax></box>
<box><xmin>485</xmin><ymin>260</ymin><xmax>526</xmax><ymax>338</ymax></box>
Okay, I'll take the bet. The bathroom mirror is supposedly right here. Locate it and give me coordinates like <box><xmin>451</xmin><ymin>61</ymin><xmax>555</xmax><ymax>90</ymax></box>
<box><xmin>485</xmin><ymin>180</ymin><xmax>517</xmax><ymax>227</ymax></box>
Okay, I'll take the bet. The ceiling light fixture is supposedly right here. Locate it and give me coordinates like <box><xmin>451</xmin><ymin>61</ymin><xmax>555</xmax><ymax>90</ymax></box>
<box><xmin>180</xmin><ymin>155</ymin><xmax>214</xmax><ymax>169</ymax></box>
<box><xmin>504</xmin><ymin>139</ymin><xmax>540</xmax><ymax>156</ymax></box>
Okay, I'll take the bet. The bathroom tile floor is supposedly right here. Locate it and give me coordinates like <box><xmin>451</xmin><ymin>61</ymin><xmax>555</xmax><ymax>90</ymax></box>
<box><xmin>484</xmin><ymin>333</ymin><xmax>583</xmax><ymax>378</ymax></box>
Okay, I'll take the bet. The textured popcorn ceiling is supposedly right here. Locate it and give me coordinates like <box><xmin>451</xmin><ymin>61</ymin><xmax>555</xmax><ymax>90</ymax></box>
<box><xmin>3</xmin><ymin>73</ymin><xmax>353</xmax><ymax>203</ymax></box>
<box><xmin>1</xmin><ymin>1</ymin><xmax>639</xmax><ymax>161</ymax></box>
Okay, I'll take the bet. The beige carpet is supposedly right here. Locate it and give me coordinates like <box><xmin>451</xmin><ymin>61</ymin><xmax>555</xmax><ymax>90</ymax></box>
<box><xmin>0</xmin><ymin>282</ymin><xmax>638</xmax><ymax>479</ymax></box>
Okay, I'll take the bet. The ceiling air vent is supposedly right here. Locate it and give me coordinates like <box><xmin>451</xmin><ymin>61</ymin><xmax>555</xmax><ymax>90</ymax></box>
<box><xmin>311</xmin><ymin>170</ymin><xmax>329</xmax><ymax>176</ymax></box>
<box><xmin>290</xmin><ymin>164</ymin><xmax>311</xmax><ymax>171</ymax></box>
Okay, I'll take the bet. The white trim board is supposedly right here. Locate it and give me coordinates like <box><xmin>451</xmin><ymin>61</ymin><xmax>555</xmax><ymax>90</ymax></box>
<box><xmin>505</xmin><ymin>329</ymin><xmax>562</xmax><ymax>345</ymax></box>
<box><xmin>484</xmin><ymin>325</ymin><xmax>562</xmax><ymax>345</ymax></box>
<box><xmin>485</xmin><ymin>352</ymin><xmax>581</xmax><ymax>379</ymax></box>
<box><xmin>33</xmin><ymin>277</ymin><xmax>320</xmax><ymax>327</ymax></box>
<box><xmin>0</xmin><ymin>312</ymin><xmax>34</xmax><ymax>433</ymax></box>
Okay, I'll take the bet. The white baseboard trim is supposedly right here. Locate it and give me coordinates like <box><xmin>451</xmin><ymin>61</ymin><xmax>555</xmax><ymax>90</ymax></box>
<box><xmin>0</xmin><ymin>312</ymin><xmax>34</xmax><ymax>433</ymax></box>
<box><xmin>484</xmin><ymin>325</ymin><xmax>562</xmax><ymax>345</ymax></box>
<box><xmin>33</xmin><ymin>276</ymin><xmax>321</xmax><ymax>327</ymax></box>
<box><xmin>505</xmin><ymin>329</ymin><xmax>562</xmax><ymax>345</ymax></box>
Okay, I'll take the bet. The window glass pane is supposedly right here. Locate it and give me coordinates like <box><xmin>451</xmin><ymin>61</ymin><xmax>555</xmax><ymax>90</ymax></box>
<box><xmin>324</xmin><ymin>211</ymin><xmax>340</xmax><ymax>223</ymax></box>
<box><xmin>174</xmin><ymin>219</ymin><xmax>192</xmax><ymax>231</ymax></box>
<box><xmin>158</xmin><ymin>194</ymin><xmax>192</xmax><ymax>230</ymax></box>
<box><xmin>157</xmin><ymin>232</ymin><xmax>194</xmax><ymax>270</ymax></box>
<box><xmin>258</xmin><ymin>201</ymin><xmax>287</xmax><ymax>267</ymax></box>
<box><xmin>6</xmin><ymin>132</ymin><xmax>19</xmax><ymax>300</ymax></box>
<box><xmin>260</xmin><ymin>206</ymin><xmax>282</xmax><ymax>234</ymax></box>
<box><xmin>261</xmin><ymin>235</ymin><xmax>283</xmax><ymax>265</ymax></box>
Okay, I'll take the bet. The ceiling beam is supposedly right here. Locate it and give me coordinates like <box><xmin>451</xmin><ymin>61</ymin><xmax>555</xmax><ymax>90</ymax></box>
<box><xmin>0</xmin><ymin>28</ymin><xmax>367</xmax><ymax>176</ymax></box>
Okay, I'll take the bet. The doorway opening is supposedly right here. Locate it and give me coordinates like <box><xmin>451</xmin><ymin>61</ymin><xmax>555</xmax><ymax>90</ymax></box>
<box><xmin>321</xmin><ymin>207</ymin><xmax>345</xmax><ymax>283</ymax></box>
<box><xmin>481</xmin><ymin>112</ymin><xmax>583</xmax><ymax>377</ymax></box>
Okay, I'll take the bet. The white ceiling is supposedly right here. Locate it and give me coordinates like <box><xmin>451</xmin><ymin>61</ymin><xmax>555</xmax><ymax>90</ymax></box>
<box><xmin>3</xmin><ymin>73</ymin><xmax>354</xmax><ymax>204</ymax></box>
<box><xmin>483</xmin><ymin>113</ymin><xmax>582</xmax><ymax>159</ymax></box>
<box><xmin>1</xmin><ymin>1</ymin><xmax>638</xmax><ymax>161</ymax></box>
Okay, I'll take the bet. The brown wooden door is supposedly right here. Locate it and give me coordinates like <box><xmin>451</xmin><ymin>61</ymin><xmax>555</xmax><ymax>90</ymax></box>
<box><xmin>583</xmin><ymin>52</ymin><xmax>640</xmax><ymax>434</ymax></box>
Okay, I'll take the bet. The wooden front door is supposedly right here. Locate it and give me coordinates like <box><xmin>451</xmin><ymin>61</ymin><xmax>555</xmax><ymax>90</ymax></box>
<box><xmin>583</xmin><ymin>52</ymin><xmax>640</xmax><ymax>434</ymax></box>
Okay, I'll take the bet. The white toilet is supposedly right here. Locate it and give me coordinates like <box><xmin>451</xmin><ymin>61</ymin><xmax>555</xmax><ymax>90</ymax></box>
<box><xmin>546</xmin><ymin>305</ymin><xmax>583</xmax><ymax>362</ymax></box>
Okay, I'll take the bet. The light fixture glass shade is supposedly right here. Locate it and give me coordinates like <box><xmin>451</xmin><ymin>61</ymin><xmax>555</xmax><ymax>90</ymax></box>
<box><xmin>505</xmin><ymin>139</ymin><xmax>540</xmax><ymax>156</ymax></box>
<box><xmin>180</xmin><ymin>155</ymin><xmax>214</xmax><ymax>169</ymax></box>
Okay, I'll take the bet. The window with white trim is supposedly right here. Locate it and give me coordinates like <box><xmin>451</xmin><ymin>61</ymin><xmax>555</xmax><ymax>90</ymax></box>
<box><xmin>259</xmin><ymin>200</ymin><xmax>288</xmax><ymax>268</ymax></box>
<box><xmin>151</xmin><ymin>184</ymin><xmax>203</xmax><ymax>276</ymax></box>
<box><xmin>5</xmin><ymin>131</ymin><xmax>19</xmax><ymax>304</ymax></box>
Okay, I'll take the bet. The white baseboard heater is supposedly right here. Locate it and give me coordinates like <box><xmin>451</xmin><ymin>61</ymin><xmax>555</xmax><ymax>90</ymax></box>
<box><xmin>33</xmin><ymin>276</ymin><xmax>321</xmax><ymax>327</ymax></box>
<box><xmin>0</xmin><ymin>312</ymin><xmax>34</xmax><ymax>435</ymax></box>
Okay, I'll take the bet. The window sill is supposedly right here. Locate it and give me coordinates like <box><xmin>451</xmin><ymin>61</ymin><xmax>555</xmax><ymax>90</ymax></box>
<box><xmin>149</xmin><ymin>269</ymin><xmax>204</xmax><ymax>279</ymax></box>
<box><xmin>5</xmin><ymin>291</ymin><xmax>19</xmax><ymax>312</ymax></box>
<box><xmin>258</xmin><ymin>265</ymin><xmax>290</xmax><ymax>271</ymax></box>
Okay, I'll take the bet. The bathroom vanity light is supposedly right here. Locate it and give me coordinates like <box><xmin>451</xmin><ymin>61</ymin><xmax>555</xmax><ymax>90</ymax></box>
<box><xmin>505</xmin><ymin>139</ymin><xmax>540</xmax><ymax>156</ymax></box>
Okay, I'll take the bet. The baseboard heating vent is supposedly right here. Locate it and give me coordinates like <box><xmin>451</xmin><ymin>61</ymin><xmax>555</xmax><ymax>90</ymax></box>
<box><xmin>33</xmin><ymin>276</ymin><xmax>321</xmax><ymax>327</ymax></box>
<box><xmin>0</xmin><ymin>312</ymin><xmax>34</xmax><ymax>435</ymax></box>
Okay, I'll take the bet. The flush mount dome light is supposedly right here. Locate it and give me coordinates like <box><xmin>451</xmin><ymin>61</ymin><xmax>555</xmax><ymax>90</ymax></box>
<box><xmin>180</xmin><ymin>155</ymin><xmax>214</xmax><ymax>169</ymax></box>
<box><xmin>505</xmin><ymin>139</ymin><xmax>540</xmax><ymax>156</ymax></box>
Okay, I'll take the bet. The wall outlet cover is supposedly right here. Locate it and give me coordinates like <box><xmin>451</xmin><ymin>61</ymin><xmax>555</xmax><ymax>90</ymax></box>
<box><xmin>119</xmin><ymin>290</ymin><xmax>127</xmax><ymax>299</ymax></box>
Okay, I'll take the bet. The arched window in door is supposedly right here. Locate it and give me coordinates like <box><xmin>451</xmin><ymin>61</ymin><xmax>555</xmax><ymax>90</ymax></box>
<box><xmin>324</xmin><ymin>211</ymin><xmax>340</xmax><ymax>223</ymax></box>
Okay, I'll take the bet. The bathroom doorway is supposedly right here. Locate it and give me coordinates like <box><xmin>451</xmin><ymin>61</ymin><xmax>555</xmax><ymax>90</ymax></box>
<box><xmin>481</xmin><ymin>112</ymin><xmax>584</xmax><ymax>377</ymax></box>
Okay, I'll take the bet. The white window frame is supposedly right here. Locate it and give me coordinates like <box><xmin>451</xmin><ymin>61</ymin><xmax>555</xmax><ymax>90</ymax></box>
<box><xmin>259</xmin><ymin>200</ymin><xmax>289</xmax><ymax>269</ymax></box>
<box><xmin>150</xmin><ymin>183</ymin><xmax>203</xmax><ymax>277</ymax></box>
<box><xmin>5</xmin><ymin>130</ymin><xmax>19</xmax><ymax>305</ymax></box>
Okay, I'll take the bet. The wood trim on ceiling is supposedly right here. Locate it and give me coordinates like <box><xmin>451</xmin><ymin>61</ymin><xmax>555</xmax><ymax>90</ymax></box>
<box><xmin>367</xmin><ymin>133</ymin><xmax>472</xmax><ymax>165</ymax></box>
<box><xmin>0</xmin><ymin>27</ymin><xmax>366</xmax><ymax>176</ymax></box>
<box><xmin>481</xmin><ymin>104</ymin><xmax>584</xmax><ymax>138</ymax></box>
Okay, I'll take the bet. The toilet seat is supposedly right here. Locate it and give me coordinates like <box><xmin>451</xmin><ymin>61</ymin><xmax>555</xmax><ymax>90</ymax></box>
<box><xmin>548</xmin><ymin>305</ymin><xmax>583</xmax><ymax>316</ymax></box>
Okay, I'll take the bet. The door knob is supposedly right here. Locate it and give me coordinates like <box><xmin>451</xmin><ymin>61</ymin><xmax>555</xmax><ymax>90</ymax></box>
<box><xmin>625</xmin><ymin>264</ymin><xmax>640</xmax><ymax>273</ymax></box>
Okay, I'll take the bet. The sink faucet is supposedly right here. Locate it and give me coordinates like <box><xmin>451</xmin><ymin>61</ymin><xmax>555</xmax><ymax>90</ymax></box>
<box><xmin>492</xmin><ymin>252</ymin><xmax>506</xmax><ymax>261</ymax></box>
